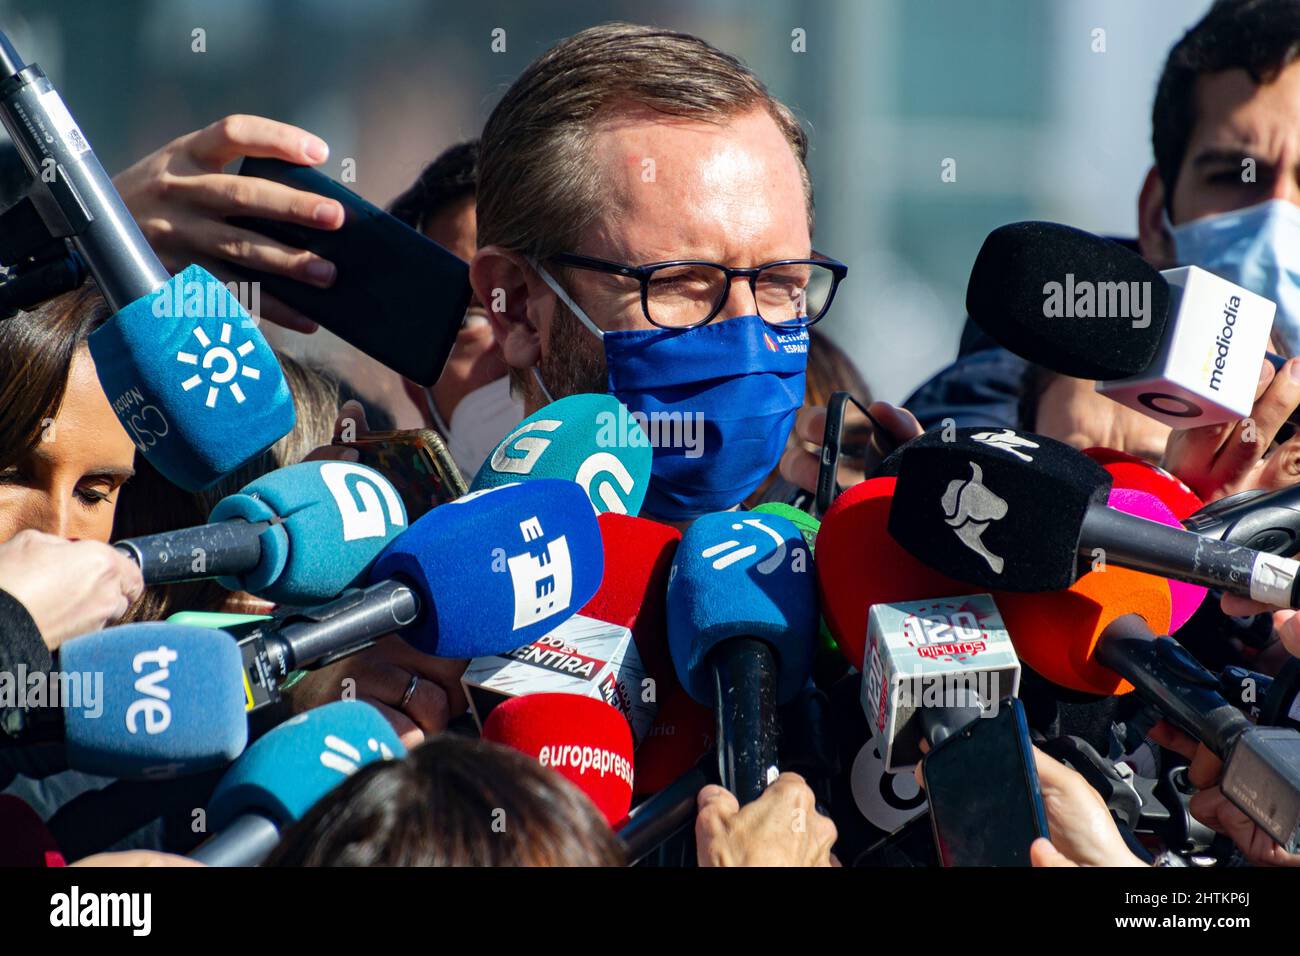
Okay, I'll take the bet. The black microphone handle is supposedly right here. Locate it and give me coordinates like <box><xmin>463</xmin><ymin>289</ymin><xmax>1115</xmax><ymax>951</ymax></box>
<box><xmin>114</xmin><ymin>519</ymin><xmax>272</xmax><ymax>585</ymax></box>
<box><xmin>1095</xmin><ymin>614</ymin><xmax>1251</xmax><ymax>757</ymax></box>
<box><xmin>189</xmin><ymin>813</ymin><xmax>281</xmax><ymax>866</ymax></box>
<box><xmin>1219</xmin><ymin>665</ymin><xmax>1273</xmax><ymax>719</ymax></box>
<box><xmin>617</xmin><ymin>763</ymin><xmax>711</xmax><ymax>865</ymax></box>
<box><xmin>708</xmin><ymin>637</ymin><xmax>779</xmax><ymax>805</ymax></box>
<box><xmin>274</xmin><ymin>578</ymin><xmax>420</xmax><ymax>671</ymax></box>
<box><xmin>0</xmin><ymin>33</ymin><xmax>169</xmax><ymax>311</ymax></box>
<box><xmin>1261</xmin><ymin>657</ymin><xmax>1300</xmax><ymax>732</ymax></box>
<box><xmin>1182</xmin><ymin>484</ymin><xmax>1300</xmax><ymax>555</ymax></box>
<box><xmin>1081</xmin><ymin>503</ymin><xmax>1300</xmax><ymax>607</ymax></box>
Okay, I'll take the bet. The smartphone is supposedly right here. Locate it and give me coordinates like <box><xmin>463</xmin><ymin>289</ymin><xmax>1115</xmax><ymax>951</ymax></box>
<box><xmin>815</xmin><ymin>391</ymin><xmax>899</xmax><ymax>516</ymax></box>
<box><xmin>921</xmin><ymin>698</ymin><xmax>1049</xmax><ymax>867</ymax></box>
<box><xmin>229</xmin><ymin>157</ymin><xmax>471</xmax><ymax>386</ymax></box>
<box><xmin>334</xmin><ymin>428</ymin><xmax>467</xmax><ymax>521</ymax></box>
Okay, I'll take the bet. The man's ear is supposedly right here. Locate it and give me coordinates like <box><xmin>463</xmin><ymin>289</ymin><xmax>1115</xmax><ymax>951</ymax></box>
<box><xmin>1137</xmin><ymin>166</ymin><xmax>1177</xmax><ymax>270</ymax></box>
<box><xmin>470</xmin><ymin>245</ymin><xmax>542</xmax><ymax>372</ymax></box>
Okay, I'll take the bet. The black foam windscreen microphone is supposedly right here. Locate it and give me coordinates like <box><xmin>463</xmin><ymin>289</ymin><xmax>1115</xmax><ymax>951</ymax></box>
<box><xmin>889</xmin><ymin>427</ymin><xmax>1300</xmax><ymax>607</ymax></box>
<box><xmin>965</xmin><ymin>221</ymin><xmax>1171</xmax><ymax>380</ymax></box>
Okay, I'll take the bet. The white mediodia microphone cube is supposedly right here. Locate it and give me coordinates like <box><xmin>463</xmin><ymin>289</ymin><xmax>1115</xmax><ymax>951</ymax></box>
<box><xmin>1097</xmin><ymin>266</ymin><xmax>1275</xmax><ymax>428</ymax></box>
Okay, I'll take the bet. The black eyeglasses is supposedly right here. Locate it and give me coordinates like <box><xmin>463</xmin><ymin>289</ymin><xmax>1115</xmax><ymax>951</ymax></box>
<box><xmin>549</xmin><ymin>251</ymin><xmax>848</xmax><ymax>330</ymax></box>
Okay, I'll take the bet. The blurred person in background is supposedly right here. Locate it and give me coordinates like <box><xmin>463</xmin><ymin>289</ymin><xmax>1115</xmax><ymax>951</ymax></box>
<box><xmin>387</xmin><ymin>139</ymin><xmax>523</xmax><ymax>481</ymax></box>
<box><xmin>899</xmin><ymin>1</ymin><xmax>1300</xmax><ymax>509</ymax></box>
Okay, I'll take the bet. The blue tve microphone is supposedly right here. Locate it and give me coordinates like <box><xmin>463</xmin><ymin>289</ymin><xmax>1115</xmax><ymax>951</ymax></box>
<box><xmin>667</xmin><ymin>511</ymin><xmax>818</xmax><ymax>803</ymax></box>
<box><xmin>369</xmin><ymin>479</ymin><xmax>604</xmax><ymax>658</ymax></box>
<box><xmin>470</xmin><ymin>394</ymin><xmax>652</xmax><ymax>516</ymax></box>
<box><xmin>191</xmin><ymin>700</ymin><xmax>404</xmax><ymax>866</ymax></box>
<box><xmin>116</xmin><ymin>461</ymin><xmax>408</xmax><ymax>605</ymax></box>
<box><xmin>58</xmin><ymin>623</ymin><xmax>248</xmax><ymax>780</ymax></box>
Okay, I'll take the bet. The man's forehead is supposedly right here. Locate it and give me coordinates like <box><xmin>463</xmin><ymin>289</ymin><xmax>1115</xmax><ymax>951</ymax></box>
<box><xmin>585</xmin><ymin>105</ymin><xmax>809</xmax><ymax>260</ymax></box>
<box><xmin>1186</xmin><ymin>61</ymin><xmax>1300</xmax><ymax>154</ymax></box>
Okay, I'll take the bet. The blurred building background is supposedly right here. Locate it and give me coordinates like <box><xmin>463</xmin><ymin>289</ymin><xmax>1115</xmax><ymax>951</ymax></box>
<box><xmin>1</xmin><ymin>0</ymin><xmax>1213</xmax><ymax>413</ymax></box>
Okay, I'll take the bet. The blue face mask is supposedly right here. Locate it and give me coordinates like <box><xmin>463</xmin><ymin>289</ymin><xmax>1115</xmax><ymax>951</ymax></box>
<box><xmin>1169</xmin><ymin>198</ymin><xmax>1300</xmax><ymax>354</ymax></box>
<box><xmin>533</xmin><ymin>262</ymin><xmax>808</xmax><ymax>521</ymax></box>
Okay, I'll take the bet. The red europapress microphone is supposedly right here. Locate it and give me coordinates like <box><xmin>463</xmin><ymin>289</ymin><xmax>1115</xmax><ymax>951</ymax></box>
<box><xmin>482</xmin><ymin>693</ymin><xmax>635</xmax><ymax>826</ymax></box>
<box><xmin>0</xmin><ymin>794</ymin><xmax>66</xmax><ymax>867</ymax></box>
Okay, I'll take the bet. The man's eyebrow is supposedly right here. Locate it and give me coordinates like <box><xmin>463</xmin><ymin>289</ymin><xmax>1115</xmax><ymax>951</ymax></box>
<box><xmin>1189</xmin><ymin>146</ymin><xmax>1272</xmax><ymax>167</ymax></box>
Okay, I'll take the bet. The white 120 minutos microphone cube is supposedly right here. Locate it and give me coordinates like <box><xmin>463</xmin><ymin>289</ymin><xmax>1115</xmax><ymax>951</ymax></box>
<box><xmin>1098</xmin><ymin>266</ymin><xmax>1275</xmax><ymax>428</ymax></box>
<box><xmin>863</xmin><ymin>595</ymin><xmax>1021</xmax><ymax>772</ymax></box>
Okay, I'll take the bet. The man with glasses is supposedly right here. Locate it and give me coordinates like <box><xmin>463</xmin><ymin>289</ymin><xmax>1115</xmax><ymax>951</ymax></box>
<box><xmin>468</xmin><ymin>22</ymin><xmax>857</xmax><ymax>524</ymax></box>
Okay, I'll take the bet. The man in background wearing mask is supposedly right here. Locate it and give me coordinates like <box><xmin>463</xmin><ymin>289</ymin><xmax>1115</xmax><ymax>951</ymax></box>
<box><xmin>1140</xmin><ymin>0</ymin><xmax>1300</xmax><ymax>505</ymax></box>
<box><xmin>386</xmin><ymin>139</ymin><xmax>524</xmax><ymax>481</ymax></box>
<box><xmin>470</xmin><ymin>22</ymin><xmax>853</xmax><ymax>525</ymax></box>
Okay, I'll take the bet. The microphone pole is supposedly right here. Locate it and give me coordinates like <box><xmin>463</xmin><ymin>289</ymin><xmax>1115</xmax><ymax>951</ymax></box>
<box><xmin>708</xmin><ymin>638</ymin><xmax>779</xmax><ymax>805</ymax></box>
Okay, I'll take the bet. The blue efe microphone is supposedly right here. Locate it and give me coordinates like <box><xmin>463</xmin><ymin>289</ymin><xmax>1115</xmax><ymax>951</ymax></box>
<box><xmin>88</xmin><ymin>266</ymin><xmax>296</xmax><ymax>492</ymax></box>
<box><xmin>369</xmin><ymin>479</ymin><xmax>604</xmax><ymax>658</ymax></box>
<box><xmin>191</xmin><ymin>700</ymin><xmax>404</xmax><ymax>866</ymax></box>
<box><xmin>58</xmin><ymin>623</ymin><xmax>248</xmax><ymax>780</ymax></box>
<box><xmin>667</xmin><ymin>511</ymin><xmax>818</xmax><ymax>804</ymax></box>
<box><xmin>115</xmin><ymin>460</ymin><xmax>408</xmax><ymax>606</ymax></box>
<box><xmin>471</xmin><ymin>394</ymin><xmax>653</xmax><ymax>516</ymax></box>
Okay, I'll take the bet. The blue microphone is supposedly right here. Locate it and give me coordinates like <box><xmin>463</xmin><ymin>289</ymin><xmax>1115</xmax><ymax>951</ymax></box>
<box><xmin>114</xmin><ymin>460</ymin><xmax>408</xmax><ymax>606</ymax></box>
<box><xmin>209</xmin><ymin>460</ymin><xmax>407</xmax><ymax>604</ymax></box>
<box><xmin>88</xmin><ymin>266</ymin><xmax>296</xmax><ymax>492</ymax></box>
<box><xmin>471</xmin><ymin>394</ymin><xmax>652</xmax><ymax>516</ymax></box>
<box><xmin>369</xmin><ymin>479</ymin><xmax>604</xmax><ymax>658</ymax></box>
<box><xmin>667</xmin><ymin>511</ymin><xmax>818</xmax><ymax>803</ymax></box>
<box><xmin>58</xmin><ymin>623</ymin><xmax>248</xmax><ymax>779</ymax></box>
<box><xmin>191</xmin><ymin>701</ymin><xmax>404</xmax><ymax>866</ymax></box>
<box><xmin>0</xmin><ymin>34</ymin><xmax>295</xmax><ymax>492</ymax></box>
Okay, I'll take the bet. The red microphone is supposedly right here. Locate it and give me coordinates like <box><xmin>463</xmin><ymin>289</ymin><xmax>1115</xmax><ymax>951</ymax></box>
<box><xmin>631</xmin><ymin>682</ymin><xmax>714</xmax><ymax>797</ymax></box>
<box><xmin>814</xmin><ymin>476</ymin><xmax>1173</xmax><ymax>695</ymax></box>
<box><xmin>482</xmin><ymin>693</ymin><xmax>635</xmax><ymax>825</ymax></box>
<box><xmin>581</xmin><ymin>512</ymin><xmax>681</xmax><ymax>694</ymax></box>
<box><xmin>1084</xmin><ymin>447</ymin><xmax>1203</xmax><ymax>520</ymax></box>
<box><xmin>0</xmin><ymin>795</ymin><xmax>65</xmax><ymax>867</ymax></box>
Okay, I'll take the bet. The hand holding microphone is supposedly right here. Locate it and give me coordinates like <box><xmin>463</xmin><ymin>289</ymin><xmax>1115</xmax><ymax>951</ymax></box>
<box><xmin>695</xmin><ymin>772</ymin><xmax>837</xmax><ymax>867</ymax></box>
<box><xmin>1150</xmin><ymin>721</ymin><xmax>1300</xmax><ymax>867</ymax></box>
<box><xmin>0</xmin><ymin>530</ymin><xmax>143</xmax><ymax>649</ymax></box>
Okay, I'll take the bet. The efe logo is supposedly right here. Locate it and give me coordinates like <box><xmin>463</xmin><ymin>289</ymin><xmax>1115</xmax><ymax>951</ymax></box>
<box><xmin>506</xmin><ymin>515</ymin><xmax>574</xmax><ymax>630</ymax></box>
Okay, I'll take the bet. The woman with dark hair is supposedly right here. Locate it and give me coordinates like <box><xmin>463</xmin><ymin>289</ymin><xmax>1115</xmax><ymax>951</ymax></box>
<box><xmin>0</xmin><ymin>284</ymin><xmax>137</xmax><ymax>543</ymax></box>
<box><xmin>265</xmin><ymin>735</ymin><xmax>625</xmax><ymax>867</ymax></box>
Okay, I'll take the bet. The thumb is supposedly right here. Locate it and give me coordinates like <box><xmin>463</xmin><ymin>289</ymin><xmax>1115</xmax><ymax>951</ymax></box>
<box><xmin>1030</xmin><ymin>838</ymin><xmax>1078</xmax><ymax>868</ymax></box>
